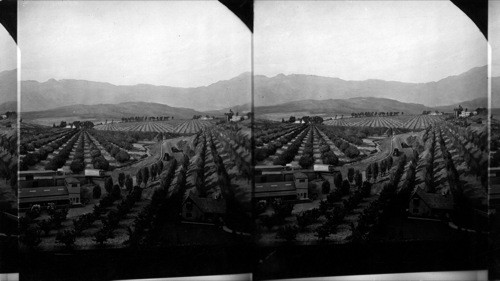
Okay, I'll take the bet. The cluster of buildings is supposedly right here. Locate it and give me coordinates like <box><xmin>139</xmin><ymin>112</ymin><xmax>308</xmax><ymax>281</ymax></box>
<box><xmin>18</xmin><ymin>170</ymin><xmax>108</xmax><ymax>210</ymax></box>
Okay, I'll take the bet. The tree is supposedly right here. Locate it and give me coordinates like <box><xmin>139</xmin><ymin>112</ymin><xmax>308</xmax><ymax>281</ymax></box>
<box><xmin>20</xmin><ymin>226</ymin><xmax>42</xmax><ymax>249</ymax></box>
<box><xmin>373</xmin><ymin>162</ymin><xmax>379</xmax><ymax>181</ymax></box>
<box><xmin>289</xmin><ymin>116</ymin><xmax>296</xmax><ymax>123</ymax></box>
<box><xmin>105</xmin><ymin>177</ymin><xmax>113</xmax><ymax>194</ymax></box>
<box><xmin>341</xmin><ymin>179</ymin><xmax>350</xmax><ymax>195</ymax></box>
<box><xmin>334</xmin><ymin>173</ymin><xmax>343</xmax><ymax>190</ymax></box>
<box><xmin>136</xmin><ymin>170</ymin><xmax>143</xmax><ymax>187</ymax></box>
<box><xmin>380</xmin><ymin>160</ymin><xmax>387</xmax><ymax>175</ymax></box>
<box><xmin>366</xmin><ymin>164</ymin><xmax>373</xmax><ymax>182</ymax></box>
<box><xmin>69</xmin><ymin>159</ymin><xmax>85</xmax><ymax>174</ymax></box>
<box><xmin>387</xmin><ymin>156</ymin><xmax>393</xmax><ymax>169</ymax></box>
<box><xmin>150</xmin><ymin>163</ymin><xmax>157</xmax><ymax>180</ymax></box>
<box><xmin>321</xmin><ymin>181</ymin><xmax>331</xmax><ymax>194</ymax></box>
<box><xmin>125</xmin><ymin>175</ymin><xmax>133</xmax><ymax>192</ymax></box>
<box><xmin>347</xmin><ymin>168</ymin><xmax>355</xmax><ymax>183</ymax></box>
<box><xmin>308</xmin><ymin>182</ymin><xmax>318</xmax><ymax>200</ymax></box>
<box><xmin>276</xmin><ymin>225</ymin><xmax>299</xmax><ymax>241</ymax></box>
<box><xmin>354</xmin><ymin>170</ymin><xmax>363</xmax><ymax>189</ymax></box>
<box><xmin>56</xmin><ymin>229</ymin><xmax>76</xmax><ymax>249</ymax></box>
<box><xmin>118</xmin><ymin>172</ymin><xmax>125</xmax><ymax>187</ymax></box>
<box><xmin>361</xmin><ymin>181</ymin><xmax>372</xmax><ymax>197</ymax></box>
<box><xmin>115</xmin><ymin>150</ymin><xmax>130</xmax><ymax>163</ymax></box>
<box><xmin>111</xmin><ymin>184</ymin><xmax>122</xmax><ymax>200</ymax></box>
<box><xmin>299</xmin><ymin>155</ymin><xmax>314</xmax><ymax>169</ymax></box>
<box><xmin>93</xmin><ymin>185</ymin><xmax>102</xmax><ymax>199</ymax></box>
<box><xmin>142</xmin><ymin>166</ymin><xmax>149</xmax><ymax>185</ymax></box>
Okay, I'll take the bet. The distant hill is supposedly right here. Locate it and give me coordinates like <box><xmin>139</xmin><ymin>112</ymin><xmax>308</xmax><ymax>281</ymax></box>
<box><xmin>254</xmin><ymin>97</ymin><xmax>432</xmax><ymax>117</ymax></box>
<box><xmin>19</xmin><ymin>72</ymin><xmax>251</xmax><ymax>112</ymax></box>
<box><xmin>254</xmin><ymin>66</ymin><xmax>488</xmax><ymax>107</ymax></box>
<box><xmin>0</xmin><ymin>69</ymin><xmax>17</xmax><ymax>104</ymax></box>
<box><xmin>433</xmin><ymin>97</ymin><xmax>488</xmax><ymax>112</ymax></box>
<box><xmin>0</xmin><ymin>101</ymin><xmax>17</xmax><ymax>113</ymax></box>
<box><xmin>204</xmin><ymin>103</ymin><xmax>252</xmax><ymax>116</ymax></box>
<box><xmin>21</xmin><ymin>102</ymin><xmax>205</xmax><ymax>121</ymax></box>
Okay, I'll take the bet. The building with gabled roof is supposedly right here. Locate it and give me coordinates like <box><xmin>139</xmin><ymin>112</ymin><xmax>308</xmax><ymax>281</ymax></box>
<box><xmin>181</xmin><ymin>194</ymin><xmax>226</xmax><ymax>223</ymax></box>
<box><xmin>408</xmin><ymin>189</ymin><xmax>454</xmax><ymax>220</ymax></box>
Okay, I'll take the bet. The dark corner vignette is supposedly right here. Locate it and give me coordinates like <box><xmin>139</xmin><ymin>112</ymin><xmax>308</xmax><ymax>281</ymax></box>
<box><xmin>0</xmin><ymin>0</ymin><xmax>19</xmax><ymax>277</ymax></box>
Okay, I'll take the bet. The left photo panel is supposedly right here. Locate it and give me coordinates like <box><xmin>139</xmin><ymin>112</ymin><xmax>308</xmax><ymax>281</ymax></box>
<box><xmin>17</xmin><ymin>1</ymin><xmax>253</xmax><ymax>280</ymax></box>
<box><xmin>0</xmin><ymin>0</ymin><xmax>19</xmax><ymax>275</ymax></box>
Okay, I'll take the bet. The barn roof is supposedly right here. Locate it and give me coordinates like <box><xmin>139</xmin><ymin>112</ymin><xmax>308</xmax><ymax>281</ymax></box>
<box><xmin>186</xmin><ymin>195</ymin><xmax>226</xmax><ymax>214</ymax></box>
<box><xmin>412</xmin><ymin>189</ymin><xmax>454</xmax><ymax>210</ymax></box>
<box><xmin>65</xmin><ymin>177</ymin><xmax>80</xmax><ymax>184</ymax></box>
<box><xmin>293</xmin><ymin>172</ymin><xmax>308</xmax><ymax>179</ymax></box>
<box><xmin>19</xmin><ymin>186</ymin><xmax>68</xmax><ymax>199</ymax></box>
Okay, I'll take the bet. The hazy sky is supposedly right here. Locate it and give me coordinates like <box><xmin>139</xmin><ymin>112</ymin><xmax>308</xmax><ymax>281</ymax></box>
<box><xmin>19</xmin><ymin>1</ymin><xmax>251</xmax><ymax>87</ymax></box>
<box><xmin>0</xmin><ymin>25</ymin><xmax>17</xmax><ymax>72</ymax></box>
<box><xmin>491</xmin><ymin>1</ymin><xmax>500</xmax><ymax>77</ymax></box>
<box><xmin>255</xmin><ymin>1</ymin><xmax>487</xmax><ymax>83</ymax></box>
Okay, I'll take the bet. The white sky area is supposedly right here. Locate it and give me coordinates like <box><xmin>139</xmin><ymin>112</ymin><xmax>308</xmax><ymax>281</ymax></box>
<box><xmin>19</xmin><ymin>1</ymin><xmax>251</xmax><ymax>87</ymax></box>
<box><xmin>255</xmin><ymin>1</ymin><xmax>487</xmax><ymax>83</ymax></box>
<box><xmin>0</xmin><ymin>25</ymin><xmax>17</xmax><ymax>71</ymax></box>
<box><xmin>491</xmin><ymin>1</ymin><xmax>500</xmax><ymax>77</ymax></box>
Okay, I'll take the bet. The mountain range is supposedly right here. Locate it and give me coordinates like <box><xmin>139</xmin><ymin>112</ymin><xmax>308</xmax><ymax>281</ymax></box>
<box><xmin>0</xmin><ymin>65</ymin><xmax>494</xmax><ymax>118</ymax></box>
<box><xmin>17</xmin><ymin>71</ymin><xmax>251</xmax><ymax>112</ymax></box>
<box><xmin>254</xmin><ymin>65</ymin><xmax>489</xmax><ymax>108</ymax></box>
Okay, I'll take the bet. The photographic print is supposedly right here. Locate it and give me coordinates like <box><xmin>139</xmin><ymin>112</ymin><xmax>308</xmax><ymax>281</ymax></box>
<box><xmin>252</xmin><ymin>1</ymin><xmax>488</xmax><ymax>279</ymax></box>
<box><xmin>17</xmin><ymin>1</ymin><xmax>253</xmax><ymax>280</ymax></box>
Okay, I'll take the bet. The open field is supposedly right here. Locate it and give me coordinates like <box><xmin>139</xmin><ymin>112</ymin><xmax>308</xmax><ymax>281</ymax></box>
<box><xmin>94</xmin><ymin>119</ymin><xmax>215</xmax><ymax>134</ymax></box>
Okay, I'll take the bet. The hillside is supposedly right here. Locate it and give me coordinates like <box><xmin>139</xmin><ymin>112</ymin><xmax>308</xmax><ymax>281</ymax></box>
<box><xmin>433</xmin><ymin>97</ymin><xmax>488</xmax><ymax>112</ymax></box>
<box><xmin>254</xmin><ymin>97</ymin><xmax>432</xmax><ymax>117</ymax></box>
<box><xmin>254</xmin><ymin>66</ymin><xmax>488</xmax><ymax>107</ymax></box>
<box><xmin>19</xmin><ymin>72</ymin><xmax>251</xmax><ymax>112</ymax></box>
<box><xmin>0</xmin><ymin>69</ymin><xmax>17</xmax><ymax>104</ymax></box>
<box><xmin>0</xmin><ymin>101</ymin><xmax>17</xmax><ymax>113</ymax></box>
<box><xmin>21</xmin><ymin>102</ymin><xmax>205</xmax><ymax>121</ymax></box>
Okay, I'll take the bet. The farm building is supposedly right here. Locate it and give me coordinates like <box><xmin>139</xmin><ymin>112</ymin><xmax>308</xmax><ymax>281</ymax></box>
<box><xmin>254</xmin><ymin>171</ymin><xmax>309</xmax><ymax>201</ymax></box>
<box><xmin>19</xmin><ymin>172</ymin><xmax>107</xmax><ymax>210</ymax></box>
<box><xmin>181</xmin><ymin>194</ymin><xmax>226</xmax><ymax>223</ymax></box>
<box><xmin>459</xmin><ymin>111</ymin><xmax>472</xmax><ymax>118</ymax></box>
<box><xmin>408</xmin><ymin>189</ymin><xmax>454</xmax><ymax>220</ymax></box>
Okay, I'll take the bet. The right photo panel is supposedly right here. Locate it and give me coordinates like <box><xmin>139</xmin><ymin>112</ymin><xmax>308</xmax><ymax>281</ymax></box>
<box><xmin>252</xmin><ymin>1</ymin><xmax>489</xmax><ymax>279</ymax></box>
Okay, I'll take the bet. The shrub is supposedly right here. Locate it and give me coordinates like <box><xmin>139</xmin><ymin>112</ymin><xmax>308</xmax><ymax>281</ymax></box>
<box><xmin>70</xmin><ymin>159</ymin><xmax>85</xmax><ymax>174</ymax></box>
<box><xmin>118</xmin><ymin>172</ymin><xmax>125</xmax><ymax>187</ymax></box>
<box><xmin>347</xmin><ymin>168</ymin><xmax>355</xmax><ymax>182</ymax></box>
<box><xmin>322</xmin><ymin>151</ymin><xmax>338</xmax><ymax>165</ymax></box>
<box><xmin>90</xmin><ymin>149</ymin><xmax>101</xmax><ymax>158</ymax></box>
<box><xmin>93</xmin><ymin>156</ymin><xmax>109</xmax><ymax>171</ymax></box>
<box><xmin>125</xmin><ymin>176</ymin><xmax>133</xmax><ymax>192</ymax></box>
<box><xmin>321</xmin><ymin>181</ymin><xmax>331</xmax><ymax>194</ymax></box>
<box><xmin>56</xmin><ymin>229</ymin><xmax>77</xmax><ymax>249</ymax></box>
<box><xmin>341</xmin><ymin>179</ymin><xmax>351</xmax><ymax>195</ymax></box>
<box><xmin>299</xmin><ymin>155</ymin><xmax>314</xmax><ymax>169</ymax></box>
<box><xmin>344</xmin><ymin>146</ymin><xmax>360</xmax><ymax>158</ymax></box>
<box><xmin>110</xmin><ymin>147</ymin><xmax>120</xmax><ymax>157</ymax></box>
<box><xmin>276</xmin><ymin>225</ymin><xmax>299</xmax><ymax>241</ymax></box>
<box><xmin>105</xmin><ymin>178</ymin><xmax>113</xmax><ymax>194</ymax></box>
<box><xmin>21</xmin><ymin>226</ymin><xmax>42</xmax><ymax>249</ymax></box>
<box><xmin>115</xmin><ymin>150</ymin><xmax>130</xmax><ymax>163</ymax></box>
<box><xmin>93</xmin><ymin>185</ymin><xmax>102</xmax><ymax>199</ymax></box>
<box><xmin>112</xmin><ymin>184</ymin><xmax>122</xmax><ymax>200</ymax></box>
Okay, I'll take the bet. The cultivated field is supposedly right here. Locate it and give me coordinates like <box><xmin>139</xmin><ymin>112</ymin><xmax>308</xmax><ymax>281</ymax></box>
<box><xmin>94</xmin><ymin>119</ymin><xmax>214</xmax><ymax>134</ymax></box>
<box><xmin>19</xmin><ymin>120</ymin><xmax>253</xmax><ymax>251</ymax></box>
<box><xmin>254</xmin><ymin>115</ymin><xmax>488</xmax><ymax>244</ymax></box>
<box><xmin>324</xmin><ymin>115</ymin><xmax>445</xmax><ymax>130</ymax></box>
